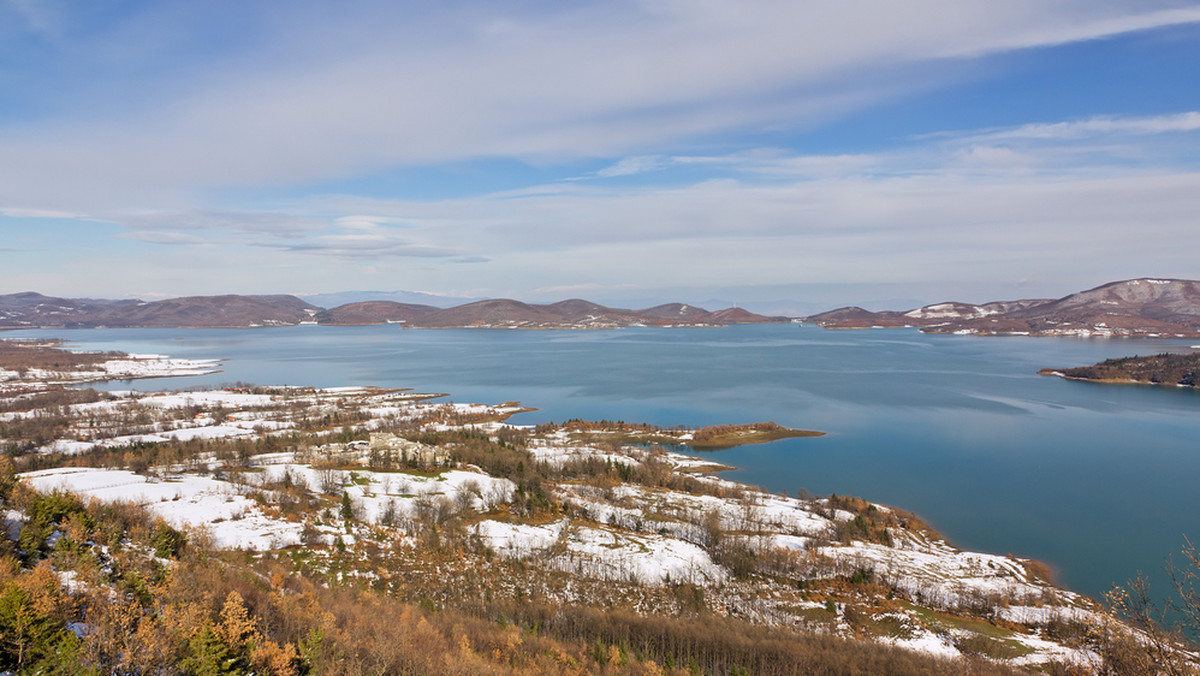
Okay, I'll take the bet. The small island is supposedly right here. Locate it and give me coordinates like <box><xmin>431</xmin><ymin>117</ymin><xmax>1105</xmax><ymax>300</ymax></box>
<box><xmin>542</xmin><ymin>419</ymin><xmax>824</xmax><ymax>452</ymax></box>
<box><xmin>1039</xmin><ymin>351</ymin><xmax>1200</xmax><ymax>388</ymax></box>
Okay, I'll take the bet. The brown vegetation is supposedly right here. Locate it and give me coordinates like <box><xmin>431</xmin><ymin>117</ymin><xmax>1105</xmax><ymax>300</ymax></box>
<box><xmin>0</xmin><ymin>470</ymin><xmax>1044</xmax><ymax>675</ymax></box>
<box><xmin>542</xmin><ymin>419</ymin><xmax>824</xmax><ymax>450</ymax></box>
<box><xmin>690</xmin><ymin>422</ymin><xmax>824</xmax><ymax>449</ymax></box>
<box><xmin>7</xmin><ymin>370</ymin><xmax>1200</xmax><ymax>673</ymax></box>
<box><xmin>0</xmin><ymin>340</ymin><xmax>119</xmax><ymax>373</ymax></box>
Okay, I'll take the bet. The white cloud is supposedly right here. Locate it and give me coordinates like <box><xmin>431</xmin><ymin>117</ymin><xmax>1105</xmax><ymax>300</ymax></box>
<box><xmin>3</xmin><ymin>3</ymin><xmax>1199</xmax><ymax>301</ymax></box>
<box><xmin>2</xmin><ymin>1</ymin><xmax>1199</xmax><ymax>212</ymax></box>
<box><xmin>963</xmin><ymin>6</ymin><xmax>1200</xmax><ymax>56</ymax></box>
<box><xmin>116</xmin><ymin>231</ymin><xmax>204</xmax><ymax>245</ymax></box>
<box><xmin>935</xmin><ymin>112</ymin><xmax>1200</xmax><ymax>143</ymax></box>
<box><xmin>0</xmin><ymin>207</ymin><xmax>85</xmax><ymax>219</ymax></box>
<box><xmin>289</xmin><ymin>164</ymin><xmax>1200</xmax><ymax>278</ymax></box>
<box><xmin>114</xmin><ymin>209</ymin><xmax>324</xmax><ymax>236</ymax></box>
<box><xmin>597</xmin><ymin>156</ymin><xmax>670</xmax><ymax>177</ymax></box>
<box><xmin>334</xmin><ymin>215</ymin><xmax>407</xmax><ymax>231</ymax></box>
<box><xmin>6</xmin><ymin>106</ymin><xmax>1188</xmax><ymax>299</ymax></box>
<box><xmin>263</xmin><ymin>231</ymin><xmax>459</xmax><ymax>261</ymax></box>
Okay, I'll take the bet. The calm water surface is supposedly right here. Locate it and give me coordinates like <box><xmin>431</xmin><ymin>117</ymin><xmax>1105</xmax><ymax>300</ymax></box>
<box><xmin>9</xmin><ymin>323</ymin><xmax>1199</xmax><ymax>603</ymax></box>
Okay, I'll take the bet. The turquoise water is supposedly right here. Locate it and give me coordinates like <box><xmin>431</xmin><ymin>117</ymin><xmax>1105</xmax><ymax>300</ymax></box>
<box><xmin>8</xmin><ymin>323</ymin><xmax>1200</xmax><ymax>603</ymax></box>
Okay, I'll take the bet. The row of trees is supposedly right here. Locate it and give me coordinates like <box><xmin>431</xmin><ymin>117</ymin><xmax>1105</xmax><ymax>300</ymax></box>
<box><xmin>0</xmin><ymin>341</ymin><xmax>121</xmax><ymax>373</ymax></box>
<box><xmin>1057</xmin><ymin>352</ymin><xmax>1200</xmax><ymax>387</ymax></box>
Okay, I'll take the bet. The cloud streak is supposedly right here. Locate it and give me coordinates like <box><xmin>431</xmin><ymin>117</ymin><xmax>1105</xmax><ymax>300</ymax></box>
<box><xmin>929</xmin><ymin>112</ymin><xmax>1200</xmax><ymax>143</ymax></box>
<box><xmin>2</xmin><ymin>1</ymin><xmax>1199</xmax><ymax>213</ymax></box>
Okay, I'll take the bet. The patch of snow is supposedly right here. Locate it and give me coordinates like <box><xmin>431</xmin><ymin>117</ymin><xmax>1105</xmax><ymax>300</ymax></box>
<box><xmin>139</xmin><ymin>391</ymin><xmax>280</xmax><ymax>409</ymax></box>
<box><xmin>37</xmin><ymin>439</ymin><xmax>96</xmax><ymax>455</ymax></box>
<box><xmin>883</xmin><ymin>629</ymin><xmax>960</xmax><ymax>659</ymax></box>
<box><xmin>18</xmin><ymin>467</ymin><xmax>306</xmax><ymax>551</ymax></box>
<box><xmin>473</xmin><ymin>518</ymin><xmax>725</xmax><ymax>586</ymax></box>
<box><xmin>997</xmin><ymin>605</ymin><xmax>1094</xmax><ymax>625</ymax></box>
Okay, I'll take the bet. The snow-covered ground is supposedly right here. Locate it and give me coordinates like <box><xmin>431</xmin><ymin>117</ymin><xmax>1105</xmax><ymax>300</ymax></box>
<box><xmin>3</xmin><ymin>372</ymin><xmax>1119</xmax><ymax>669</ymax></box>
<box><xmin>21</xmin><ymin>467</ymin><xmax>307</xmax><ymax>550</ymax></box>
<box><xmin>254</xmin><ymin>464</ymin><xmax>516</xmax><ymax>523</ymax></box>
<box><xmin>24</xmin><ymin>354</ymin><xmax>223</xmax><ymax>384</ymax></box>
<box><xmin>474</xmin><ymin>518</ymin><xmax>725</xmax><ymax>586</ymax></box>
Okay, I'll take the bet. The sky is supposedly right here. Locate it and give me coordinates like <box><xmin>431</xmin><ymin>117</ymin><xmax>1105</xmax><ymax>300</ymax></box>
<box><xmin>2</xmin><ymin>0</ymin><xmax>1200</xmax><ymax>313</ymax></box>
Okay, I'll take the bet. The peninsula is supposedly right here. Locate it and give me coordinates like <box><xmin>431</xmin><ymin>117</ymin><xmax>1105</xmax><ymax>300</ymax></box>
<box><xmin>1039</xmin><ymin>351</ymin><xmax>1200</xmax><ymax>388</ymax></box>
<box><xmin>2</xmin><ymin>338</ymin><xmax>1192</xmax><ymax>673</ymax></box>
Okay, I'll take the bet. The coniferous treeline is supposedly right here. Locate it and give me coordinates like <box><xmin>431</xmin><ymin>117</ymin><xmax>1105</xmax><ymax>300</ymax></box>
<box><xmin>1048</xmin><ymin>352</ymin><xmax>1200</xmax><ymax>387</ymax></box>
<box><xmin>0</xmin><ymin>340</ymin><xmax>121</xmax><ymax>373</ymax></box>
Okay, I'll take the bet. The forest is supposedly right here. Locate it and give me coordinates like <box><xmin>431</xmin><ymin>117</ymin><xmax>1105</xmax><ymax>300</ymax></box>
<box><xmin>1043</xmin><ymin>352</ymin><xmax>1200</xmax><ymax>388</ymax></box>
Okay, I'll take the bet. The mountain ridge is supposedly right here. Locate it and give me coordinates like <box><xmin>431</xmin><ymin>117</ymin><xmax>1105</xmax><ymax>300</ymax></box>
<box><xmin>8</xmin><ymin>278</ymin><xmax>1199</xmax><ymax>334</ymax></box>
<box><xmin>806</xmin><ymin>278</ymin><xmax>1200</xmax><ymax>338</ymax></box>
<box><xmin>0</xmin><ymin>292</ymin><xmax>788</xmax><ymax>329</ymax></box>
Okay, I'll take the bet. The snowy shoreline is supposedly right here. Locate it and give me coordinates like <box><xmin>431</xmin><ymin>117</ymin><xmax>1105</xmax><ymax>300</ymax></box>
<box><xmin>0</xmin><ymin>344</ymin><xmax>1161</xmax><ymax>668</ymax></box>
<box><xmin>0</xmin><ymin>351</ymin><xmax>222</xmax><ymax>386</ymax></box>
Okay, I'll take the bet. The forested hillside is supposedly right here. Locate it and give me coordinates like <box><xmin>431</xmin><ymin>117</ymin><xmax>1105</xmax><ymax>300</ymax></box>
<box><xmin>1042</xmin><ymin>352</ymin><xmax>1200</xmax><ymax>388</ymax></box>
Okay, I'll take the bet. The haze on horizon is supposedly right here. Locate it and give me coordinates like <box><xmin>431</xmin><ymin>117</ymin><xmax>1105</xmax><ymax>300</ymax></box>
<box><xmin>2</xmin><ymin>1</ymin><xmax>1199</xmax><ymax>315</ymax></box>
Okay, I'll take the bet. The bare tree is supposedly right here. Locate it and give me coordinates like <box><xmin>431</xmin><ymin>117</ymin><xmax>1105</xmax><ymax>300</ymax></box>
<box><xmin>1095</xmin><ymin>540</ymin><xmax>1200</xmax><ymax>676</ymax></box>
<box><xmin>315</xmin><ymin>464</ymin><xmax>342</xmax><ymax>495</ymax></box>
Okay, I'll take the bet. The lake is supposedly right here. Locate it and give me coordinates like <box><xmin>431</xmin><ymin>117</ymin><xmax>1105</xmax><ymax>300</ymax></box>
<box><xmin>7</xmin><ymin>323</ymin><xmax>1199</xmax><ymax>604</ymax></box>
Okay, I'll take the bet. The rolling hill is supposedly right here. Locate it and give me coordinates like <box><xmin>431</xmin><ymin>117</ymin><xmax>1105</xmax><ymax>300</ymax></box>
<box><xmin>0</xmin><ymin>292</ymin><xmax>788</xmax><ymax>329</ymax></box>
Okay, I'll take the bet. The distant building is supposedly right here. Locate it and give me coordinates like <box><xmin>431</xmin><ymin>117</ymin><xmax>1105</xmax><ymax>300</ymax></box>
<box><xmin>367</xmin><ymin>432</ymin><xmax>448</xmax><ymax>467</ymax></box>
<box><xmin>299</xmin><ymin>432</ymin><xmax>448</xmax><ymax>468</ymax></box>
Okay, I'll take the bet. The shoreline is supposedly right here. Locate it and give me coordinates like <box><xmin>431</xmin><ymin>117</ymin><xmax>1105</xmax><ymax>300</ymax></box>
<box><xmin>2</xmin><ymin>342</ymin><xmax>1061</xmax><ymax>583</ymax></box>
<box><xmin>2</xmin><ymin>342</ymin><xmax>1151</xmax><ymax>668</ymax></box>
<box><xmin>0</xmin><ymin>338</ymin><xmax>1077</xmax><ymax>578</ymax></box>
<box><xmin>1039</xmin><ymin>369</ymin><xmax>1199</xmax><ymax>388</ymax></box>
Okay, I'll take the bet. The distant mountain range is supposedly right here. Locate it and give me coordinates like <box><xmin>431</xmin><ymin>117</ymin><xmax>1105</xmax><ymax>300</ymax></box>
<box><xmin>805</xmin><ymin>278</ymin><xmax>1200</xmax><ymax>338</ymax></box>
<box><xmin>0</xmin><ymin>292</ymin><xmax>322</xmax><ymax>329</ymax></box>
<box><xmin>0</xmin><ymin>292</ymin><xmax>787</xmax><ymax>330</ymax></box>
<box><xmin>5</xmin><ymin>278</ymin><xmax>1199</xmax><ymax>335</ymax></box>
<box><xmin>310</xmin><ymin>298</ymin><xmax>790</xmax><ymax>329</ymax></box>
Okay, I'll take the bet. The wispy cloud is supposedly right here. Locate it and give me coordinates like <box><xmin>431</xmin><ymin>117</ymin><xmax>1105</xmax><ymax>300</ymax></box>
<box><xmin>929</xmin><ymin>112</ymin><xmax>1200</xmax><ymax>143</ymax></box>
<box><xmin>258</xmin><ymin>218</ymin><xmax>459</xmax><ymax>260</ymax></box>
<box><xmin>116</xmin><ymin>231</ymin><xmax>204</xmax><ymax>245</ymax></box>
<box><xmin>3</xmin><ymin>2</ymin><xmax>1199</xmax><ymax>213</ymax></box>
<box><xmin>267</xmin><ymin>241</ymin><xmax>458</xmax><ymax>260</ymax></box>
<box><xmin>32</xmin><ymin>109</ymin><xmax>1200</xmax><ymax>280</ymax></box>
<box><xmin>116</xmin><ymin>209</ymin><xmax>325</xmax><ymax>235</ymax></box>
<box><xmin>960</xmin><ymin>6</ymin><xmax>1200</xmax><ymax>56</ymax></box>
<box><xmin>597</xmin><ymin>156</ymin><xmax>671</xmax><ymax>177</ymax></box>
<box><xmin>3</xmin><ymin>3</ymin><xmax>1199</xmax><ymax>302</ymax></box>
<box><xmin>1</xmin><ymin>207</ymin><xmax>86</xmax><ymax>219</ymax></box>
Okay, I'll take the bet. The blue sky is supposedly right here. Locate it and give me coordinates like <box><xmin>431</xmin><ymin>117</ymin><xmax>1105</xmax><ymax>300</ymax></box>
<box><xmin>2</xmin><ymin>0</ymin><xmax>1199</xmax><ymax>313</ymax></box>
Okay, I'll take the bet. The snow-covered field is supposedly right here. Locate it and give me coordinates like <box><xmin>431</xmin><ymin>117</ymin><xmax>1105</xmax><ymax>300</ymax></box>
<box><xmin>474</xmin><ymin>518</ymin><xmax>726</xmax><ymax>586</ymax></box>
<box><xmin>9</xmin><ymin>354</ymin><xmax>224</xmax><ymax>384</ymax></box>
<box><xmin>21</xmin><ymin>467</ymin><xmax>307</xmax><ymax>550</ymax></box>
